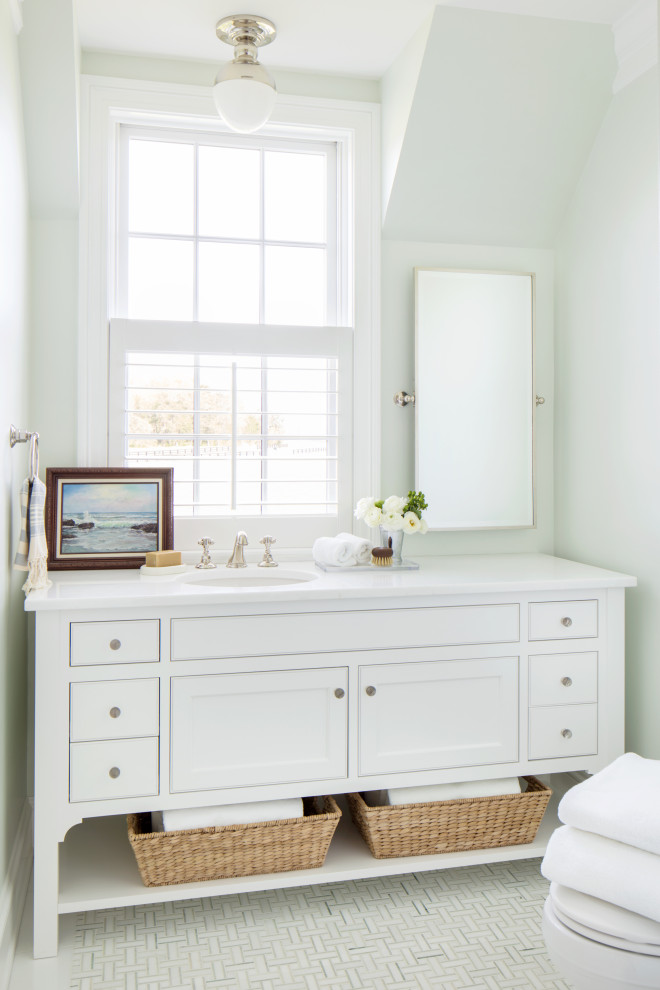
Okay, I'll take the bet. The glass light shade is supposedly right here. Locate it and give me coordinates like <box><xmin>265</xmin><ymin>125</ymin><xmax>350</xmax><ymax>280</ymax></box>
<box><xmin>213</xmin><ymin>61</ymin><xmax>277</xmax><ymax>133</ymax></box>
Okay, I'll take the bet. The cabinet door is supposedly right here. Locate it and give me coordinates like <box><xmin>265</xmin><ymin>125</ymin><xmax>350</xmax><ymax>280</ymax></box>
<box><xmin>170</xmin><ymin>667</ymin><xmax>348</xmax><ymax>792</ymax></box>
<box><xmin>358</xmin><ymin>657</ymin><xmax>518</xmax><ymax>775</ymax></box>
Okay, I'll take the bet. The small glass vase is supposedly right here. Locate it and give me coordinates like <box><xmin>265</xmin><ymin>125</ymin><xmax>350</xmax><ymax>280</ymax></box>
<box><xmin>379</xmin><ymin>525</ymin><xmax>404</xmax><ymax>565</ymax></box>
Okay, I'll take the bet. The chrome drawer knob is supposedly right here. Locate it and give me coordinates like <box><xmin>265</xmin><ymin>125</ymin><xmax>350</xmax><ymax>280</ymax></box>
<box><xmin>365</xmin><ymin>685</ymin><xmax>376</xmax><ymax>697</ymax></box>
<box><xmin>561</xmin><ymin>729</ymin><xmax>573</xmax><ymax>739</ymax></box>
<box><xmin>560</xmin><ymin>617</ymin><xmax>573</xmax><ymax>628</ymax></box>
<box><xmin>561</xmin><ymin>677</ymin><xmax>573</xmax><ymax>687</ymax></box>
<box><xmin>109</xmin><ymin>639</ymin><xmax>122</xmax><ymax>651</ymax></box>
<box><xmin>334</xmin><ymin>688</ymin><xmax>345</xmax><ymax>699</ymax></box>
<box><xmin>108</xmin><ymin>766</ymin><xmax>121</xmax><ymax>779</ymax></box>
<box><xmin>109</xmin><ymin>706</ymin><xmax>121</xmax><ymax>719</ymax></box>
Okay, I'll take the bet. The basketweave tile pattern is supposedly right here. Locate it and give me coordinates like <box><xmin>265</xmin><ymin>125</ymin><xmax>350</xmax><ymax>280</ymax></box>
<box><xmin>68</xmin><ymin>859</ymin><xmax>571</xmax><ymax>990</ymax></box>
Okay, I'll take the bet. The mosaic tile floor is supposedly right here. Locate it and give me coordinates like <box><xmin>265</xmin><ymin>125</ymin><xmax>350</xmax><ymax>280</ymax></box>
<box><xmin>58</xmin><ymin>859</ymin><xmax>571</xmax><ymax>989</ymax></box>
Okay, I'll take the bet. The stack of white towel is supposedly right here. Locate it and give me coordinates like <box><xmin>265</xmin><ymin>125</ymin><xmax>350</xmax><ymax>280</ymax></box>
<box><xmin>364</xmin><ymin>776</ymin><xmax>523</xmax><ymax>807</ymax></box>
<box><xmin>541</xmin><ymin>753</ymin><xmax>660</xmax><ymax>923</ymax></box>
<box><xmin>151</xmin><ymin>798</ymin><xmax>304</xmax><ymax>833</ymax></box>
<box><xmin>312</xmin><ymin>532</ymin><xmax>372</xmax><ymax>567</ymax></box>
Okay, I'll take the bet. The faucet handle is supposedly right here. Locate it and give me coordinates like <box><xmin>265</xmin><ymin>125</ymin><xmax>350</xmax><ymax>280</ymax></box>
<box><xmin>195</xmin><ymin>537</ymin><xmax>216</xmax><ymax>570</ymax></box>
<box><xmin>258</xmin><ymin>535</ymin><xmax>278</xmax><ymax>568</ymax></box>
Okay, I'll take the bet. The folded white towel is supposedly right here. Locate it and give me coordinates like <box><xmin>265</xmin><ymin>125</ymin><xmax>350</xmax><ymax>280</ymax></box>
<box><xmin>385</xmin><ymin>777</ymin><xmax>522</xmax><ymax>806</ymax></box>
<box><xmin>558</xmin><ymin>753</ymin><xmax>660</xmax><ymax>855</ymax></box>
<box><xmin>312</xmin><ymin>533</ymin><xmax>372</xmax><ymax>567</ymax></box>
<box><xmin>152</xmin><ymin>798</ymin><xmax>304</xmax><ymax>833</ymax></box>
<box><xmin>541</xmin><ymin>825</ymin><xmax>660</xmax><ymax>923</ymax></box>
<box><xmin>336</xmin><ymin>532</ymin><xmax>372</xmax><ymax>564</ymax></box>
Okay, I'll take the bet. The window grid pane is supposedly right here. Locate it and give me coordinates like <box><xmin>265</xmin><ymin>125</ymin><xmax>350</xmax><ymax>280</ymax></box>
<box><xmin>122</xmin><ymin>133</ymin><xmax>333</xmax><ymax>327</ymax></box>
<box><xmin>123</xmin><ymin>352</ymin><xmax>339</xmax><ymax>516</ymax></box>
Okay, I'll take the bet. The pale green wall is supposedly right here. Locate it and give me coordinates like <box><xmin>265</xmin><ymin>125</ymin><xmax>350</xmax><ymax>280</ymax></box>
<box><xmin>0</xmin><ymin>0</ymin><xmax>30</xmax><ymax>883</ymax></box>
<box><xmin>383</xmin><ymin>8</ymin><xmax>615</xmax><ymax>248</ymax></box>
<box><xmin>19</xmin><ymin>0</ymin><xmax>80</xmax><ymax>468</ymax></box>
<box><xmin>554</xmin><ymin>68</ymin><xmax>660</xmax><ymax>757</ymax></box>
<box><xmin>81</xmin><ymin>51</ymin><xmax>380</xmax><ymax>104</ymax></box>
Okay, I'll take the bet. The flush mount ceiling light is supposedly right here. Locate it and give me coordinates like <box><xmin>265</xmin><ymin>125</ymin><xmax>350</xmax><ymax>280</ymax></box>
<box><xmin>213</xmin><ymin>14</ymin><xmax>277</xmax><ymax>133</ymax></box>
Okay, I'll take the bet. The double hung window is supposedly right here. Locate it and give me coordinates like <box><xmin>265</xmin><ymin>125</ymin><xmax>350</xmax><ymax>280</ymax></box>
<box><xmin>109</xmin><ymin>124</ymin><xmax>353</xmax><ymax>542</ymax></box>
<box><xmin>81</xmin><ymin>78</ymin><xmax>378</xmax><ymax>548</ymax></box>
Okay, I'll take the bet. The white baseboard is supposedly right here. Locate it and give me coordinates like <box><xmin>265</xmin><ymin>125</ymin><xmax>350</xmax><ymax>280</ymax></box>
<box><xmin>0</xmin><ymin>802</ymin><xmax>33</xmax><ymax>990</ymax></box>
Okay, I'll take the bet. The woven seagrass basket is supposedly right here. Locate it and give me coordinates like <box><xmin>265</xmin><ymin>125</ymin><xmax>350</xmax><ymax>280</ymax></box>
<box><xmin>127</xmin><ymin>795</ymin><xmax>341</xmax><ymax>887</ymax></box>
<box><xmin>346</xmin><ymin>776</ymin><xmax>551</xmax><ymax>859</ymax></box>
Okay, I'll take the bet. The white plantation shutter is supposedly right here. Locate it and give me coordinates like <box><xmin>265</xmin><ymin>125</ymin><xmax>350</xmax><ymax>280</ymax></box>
<box><xmin>108</xmin><ymin>320</ymin><xmax>353</xmax><ymax>545</ymax></box>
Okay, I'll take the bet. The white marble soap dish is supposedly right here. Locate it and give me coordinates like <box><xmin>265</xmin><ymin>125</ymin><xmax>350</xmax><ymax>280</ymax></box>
<box><xmin>139</xmin><ymin>563</ymin><xmax>188</xmax><ymax>579</ymax></box>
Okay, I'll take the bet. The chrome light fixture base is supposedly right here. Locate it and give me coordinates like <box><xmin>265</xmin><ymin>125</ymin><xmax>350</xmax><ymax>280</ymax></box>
<box><xmin>215</xmin><ymin>15</ymin><xmax>276</xmax><ymax>54</ymax></box>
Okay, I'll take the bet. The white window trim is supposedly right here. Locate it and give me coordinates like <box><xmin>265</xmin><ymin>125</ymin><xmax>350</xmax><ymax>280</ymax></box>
<box><xmin>79</xmin><ymin>76</ymin><xmax>380</xmax><ymax>546</ymax></box>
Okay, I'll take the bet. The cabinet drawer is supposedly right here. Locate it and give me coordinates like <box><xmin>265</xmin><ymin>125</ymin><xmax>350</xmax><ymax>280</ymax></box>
<box><xmin>69</xmin><ymin>737</ymin><xmax>159</xmax><ymax>802</ymax></box>
<box><xmin>171</xmin><ymin>604</ymin><xmax>520</xmax><ymax>660</ymax></box>
<box><xmin>70</xmin><ymin>620</ymin><xmax>160</xmax><ymax>666</ymax></box>
<box><xmin>70</xmin><ymin>679</ymin><xmax>159</xmax><ymax>742</ymax></box>
<box><xmin>529</xmin><ymin>653</ymin><xmax>598</xmax><ymax>707</ymax></box>
<box><xmin>528</xmin><ymin>705</ymin><xmax>597</xmax><ymax>760</ymax></box>
<box><xmin>529</xmin><ymin>601</ymin><xmax>598</xmax><ymax>641</ymax></box>
<box><xmin>358</xmin><ymin>656</ymin><xmax>519</xmax><ymax>775</ymax></box>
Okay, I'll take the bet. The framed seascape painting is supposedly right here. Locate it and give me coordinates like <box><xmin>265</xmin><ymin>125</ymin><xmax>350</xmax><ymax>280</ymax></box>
<box><xmin>45</xmin><ymin>468</ymin><xmax>173</xmax><ymax>570</ymax></box>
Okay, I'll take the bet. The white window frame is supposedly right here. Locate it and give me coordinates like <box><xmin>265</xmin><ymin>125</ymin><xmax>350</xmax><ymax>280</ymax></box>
<box><xmin>79</xmin><ymin>75</ymin><xmax>380</xmax><ymax>548</ymax></box>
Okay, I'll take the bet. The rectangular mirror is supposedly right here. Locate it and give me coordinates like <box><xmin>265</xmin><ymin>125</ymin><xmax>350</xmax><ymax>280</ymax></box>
<box><xmin>415</xmin><ymin>269</ymin><xmax>535</xmax><ymax>530</ymax></box>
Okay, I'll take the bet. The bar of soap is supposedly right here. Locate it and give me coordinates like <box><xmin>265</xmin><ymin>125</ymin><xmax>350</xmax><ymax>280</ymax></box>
<box><xmin>145</xmin><ymin>550</ymin><xmax>182</xmax><ymax>568</ymax></box>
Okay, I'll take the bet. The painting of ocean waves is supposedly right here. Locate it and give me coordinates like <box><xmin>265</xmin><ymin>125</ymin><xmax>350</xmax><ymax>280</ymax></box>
<box><xmin>60</xmin><ymin>482</ymin><xmax>160</xmax><ymax>555</ymax></box>
<box><xmin>61</xmin><ymin>512</ymin><xmax>158</xmax><ymax>553</ymax></box>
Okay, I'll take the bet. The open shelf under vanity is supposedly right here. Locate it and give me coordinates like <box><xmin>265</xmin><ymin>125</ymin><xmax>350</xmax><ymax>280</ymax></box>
<box><xmin>58</xmin><ymin>773</ymin><xmax>572</xmax><ymax>915</ymax></box>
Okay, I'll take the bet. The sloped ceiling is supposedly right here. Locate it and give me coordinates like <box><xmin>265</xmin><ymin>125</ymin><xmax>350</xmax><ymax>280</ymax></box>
<box><xmin>382</xmin><ymin>6</ymin><xmax>617</xmax><ymax>247</ymax></box>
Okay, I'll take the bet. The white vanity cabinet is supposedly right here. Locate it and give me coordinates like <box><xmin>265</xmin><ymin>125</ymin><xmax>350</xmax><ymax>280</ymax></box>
<box><xmin>25</xmin><ymin>553</ymin><xmax>635</xmax><ymax>958</ymax></box>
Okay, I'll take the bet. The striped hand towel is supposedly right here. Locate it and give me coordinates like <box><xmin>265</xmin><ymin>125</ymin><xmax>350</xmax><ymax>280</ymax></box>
<box><xmin>14</xmin><ymin>478</ymin><xmax>30</xmax><ymax>571</ymax></box>
<box><xmin>14</xmin><ymin>476</ymin><xmax>52</xmax><ymax>594</ymax></box>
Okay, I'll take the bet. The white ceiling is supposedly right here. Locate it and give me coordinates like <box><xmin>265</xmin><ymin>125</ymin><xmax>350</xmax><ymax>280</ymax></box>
<box><xmin>74</xmin><ymin>0</ymin><xmax>641</xmax><ymax>79</ymax></box>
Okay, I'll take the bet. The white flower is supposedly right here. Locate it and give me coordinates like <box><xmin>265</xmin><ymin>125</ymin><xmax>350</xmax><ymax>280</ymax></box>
<box><xmin>403</xmin><ymin>511</ymin><xmax>422</xmax><ymax>533</ymax></box>
<box><xmin>354</xmin><ymin>496</ymin><xmax>376</xmax><ymax>520</ymax></box>
<box><xmin>382</xmin><ymin>495</ymin><xmax>407</xmax><ymax>515</ymax></box>
<box><xmin>419</xmin><ymin>518</ymin><xmax>428</xmax><ymax>534</ymax></box>
<box><xmin>363</xmin><ymin>505</ymin><xmax>383</xmax><ymax>527</ymax></box>
<box><xmin>381</xmin><ymin>510</ymin><xmax>404</xmax><ymax>531</ymax></box>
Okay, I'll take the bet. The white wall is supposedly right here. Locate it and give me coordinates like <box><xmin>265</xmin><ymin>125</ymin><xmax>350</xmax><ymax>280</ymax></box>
<box><xmin>554</xmin><ymin>67</ymin><xmax>660</xmax><ymax>757</ymax></box>
<box><xmin>0</xmin><ymin>0</ymin><xmax>30</xmax><ymax>953</ymax></box>
<box><xmin>380</xmin><ymin>240</ymin><xmax>554</xmax><ymax>555</ymax></box>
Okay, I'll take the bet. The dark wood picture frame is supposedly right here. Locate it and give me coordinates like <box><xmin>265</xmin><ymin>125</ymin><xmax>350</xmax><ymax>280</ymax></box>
<box><xmin>45</xmin><ymin>467</ymin><xmax>174</xmax><ymax>570</ymax></box>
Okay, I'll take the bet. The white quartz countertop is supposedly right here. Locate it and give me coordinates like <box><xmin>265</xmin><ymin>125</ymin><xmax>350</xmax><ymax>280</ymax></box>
<box><xmin>23</xmin><ymin>553</ymin><xmax>636</xmax><ymax>612</ymax></box>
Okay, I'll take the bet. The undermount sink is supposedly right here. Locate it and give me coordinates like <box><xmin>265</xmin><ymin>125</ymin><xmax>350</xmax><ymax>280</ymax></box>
<box><xmin>181</xmin><ymin>568</ymin><xmax>316</xmax><ymax>589</ymax></box>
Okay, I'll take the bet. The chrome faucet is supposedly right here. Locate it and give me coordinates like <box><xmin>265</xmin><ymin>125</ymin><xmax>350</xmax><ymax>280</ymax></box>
<box><xmin>226</xmin><ymin>531</ymin><xmax>248</xmax><ymax>568</ymax></box>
